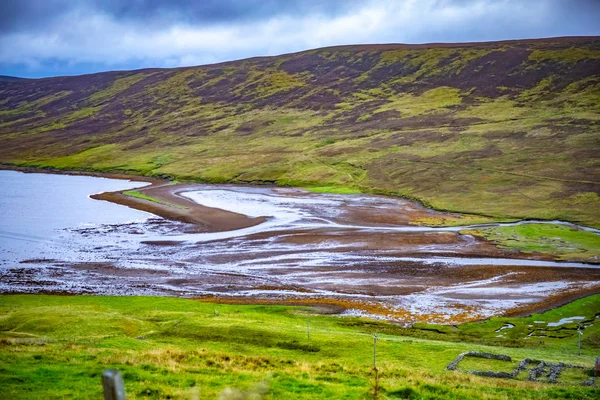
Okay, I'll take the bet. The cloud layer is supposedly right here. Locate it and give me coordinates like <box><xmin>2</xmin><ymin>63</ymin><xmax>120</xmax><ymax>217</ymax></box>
<box><xmin>1</xmin><ymin>0</ymin><xmax>599</xmax><ymax>78</ymax></box>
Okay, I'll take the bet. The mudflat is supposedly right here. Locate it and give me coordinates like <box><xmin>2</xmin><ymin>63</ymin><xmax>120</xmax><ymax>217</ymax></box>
<box><xmin>2</xmin><ymin>169</ymin><xmax>599</xmax><ymax>323</ymax></box>
<box><xmin>75</xmin><ymin>179</ymin><xmax>600</xmax><ymax>323</ymax></box>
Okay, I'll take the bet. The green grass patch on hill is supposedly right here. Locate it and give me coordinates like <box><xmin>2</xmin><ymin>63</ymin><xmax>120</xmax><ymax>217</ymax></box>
<box><xmin>373</xmin><ymin>86</ymin><xmax>463</xmax><ymax>117</ymax></box>
<box><xmin>463</xmin><ymin>223</ymin><xmax>600</xmax><ymax>262</ymax></box>
<box><xmin>88</xmin><ymin>73</ymin><xmax>148</xmax><ymax>104</ymax></box>
<box><xmin>122</xmin><ymin>190</ymin><xmax>187</xmax><ymax>209</ymax></box>
<box><xmin>305</xmin><ymin>186</ymin><xmax>362</xmax><ymax>195</ymax></box>
<box><xmin>0</xmin><ymin>295</ymin><xmax>599</xmax><ymax>399</ymax></box>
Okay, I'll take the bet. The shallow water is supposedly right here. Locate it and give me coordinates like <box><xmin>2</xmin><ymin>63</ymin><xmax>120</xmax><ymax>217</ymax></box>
<box><xmin>0</xmin><ymin>170</ymin><xmax>149</xmax><ymax>262</ymax></box>
<box><xmin>1</xmin><ymin>170</ymin><xmax>599</xmax><ymax>323</ymax></box>
<box><xmin>547</xmin><ymin>316</ymin><xmax>586</xmax><ymax>327</ymax></box>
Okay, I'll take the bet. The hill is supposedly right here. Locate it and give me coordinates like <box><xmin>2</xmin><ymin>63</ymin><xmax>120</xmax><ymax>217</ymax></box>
<box><xmin>0</xmin><ymin>75</ymin><xmax>28</xmax><ymax>82</ymax></box>
<box><xmin>1</xmin><ymin>36</ymin><xmax>599</xmax><ymax>226</ymax></box>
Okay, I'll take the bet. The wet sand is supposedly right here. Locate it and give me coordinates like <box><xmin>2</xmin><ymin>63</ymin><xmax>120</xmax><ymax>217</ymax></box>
<box><xmin>77</xmin><ymin>181</ymin><xmax>600</xmax><ymax>322</ymax></box>
<box><xmin>92</xmin><ymin>182</ymin><xmax>267</xmax><ymax>232</ymax></box>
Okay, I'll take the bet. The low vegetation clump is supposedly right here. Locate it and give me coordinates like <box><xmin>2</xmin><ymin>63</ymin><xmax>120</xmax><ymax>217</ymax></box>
<box><xmin>123</xmin><ymin>190</ymin><xmax>187</xmax><ymax>209</ymax></box>
<box><xmin>0</xmin><ymin>295</ymin><xmax>599</xmax><ymax>399</ymax></box>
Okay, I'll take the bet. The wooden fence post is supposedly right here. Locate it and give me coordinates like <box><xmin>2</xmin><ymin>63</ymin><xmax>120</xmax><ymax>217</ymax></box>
<box><xmin>307</xmin><ymin>316</ymin><xmax>310</xmax><ymax>346</ymax></box>
<box><xmin>102</xmin><ymin>369</ymin><xmax>126</xmax><ymax>400</ymax></box>
<box><xmin>373</xmin><ymin>334</ymin><xmax>379</xmax><ymax>398</ymax></box>
<box><xmin>577</xmin><ymin>324</ymin><xmax>582</xmax><ymax>356</ymax></box>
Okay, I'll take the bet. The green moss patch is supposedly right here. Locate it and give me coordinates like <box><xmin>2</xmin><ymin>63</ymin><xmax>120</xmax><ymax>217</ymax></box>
<box><xmin>304</xmin><ymin>186</ymin><xmax>362</xmax><ymax>195</ymax></box>
<box><xmin>463</xmin><ymin>223</ymin><xmax>600</xmax><ymax>262</ymax></box>
<box><xmin>122</xmin><ymin>190</ymin><xmax>187</xmax><ymax>209</ymax></box>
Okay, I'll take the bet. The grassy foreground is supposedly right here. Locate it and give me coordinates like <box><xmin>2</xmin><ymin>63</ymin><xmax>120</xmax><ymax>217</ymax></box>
<box><xmin>1</xmin><ymin>295</ymin><xmax>599</xmax><ymax>399</ymax></box>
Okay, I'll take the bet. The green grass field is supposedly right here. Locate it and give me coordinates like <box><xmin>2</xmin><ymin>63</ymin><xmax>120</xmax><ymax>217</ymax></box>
<box><xmin>1</xmin><ymin>295</ymin><xmax>598</xmax><ymax>399</ymax></box>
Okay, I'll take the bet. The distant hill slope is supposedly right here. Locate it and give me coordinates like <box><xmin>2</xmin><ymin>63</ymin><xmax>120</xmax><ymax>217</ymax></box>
<box><xmin>1</xmin><ymin>37</ymin><xmax>599</xmax><ymax>226</ymax></box>
<box><xmin>0</xmin><ymin>75</ymin><xmax>29</xmax><ymax>82</ymax></box>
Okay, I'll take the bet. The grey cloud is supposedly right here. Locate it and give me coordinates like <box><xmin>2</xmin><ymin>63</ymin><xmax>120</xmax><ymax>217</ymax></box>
<box><xmin>2</xmin><ymin>0</ymin><xmax>599</xmax><ymax>34</ymax></box>
<box><xmin>1</xmin><ymin>0</ymin><xmax>599</xmax><ymax>78</ymax></box>
<box><xmin>0</xmin><ymin>0</ymin><xmax>70</xmax><ymax>33</ymax></box>
<box><xmin>99</xmin><ymin>0</ymin><xmax>360</xmax><ymax>22</ymax></box>
<box><xmin>0</xmin><ymin>0</ymin><xmax>361</xmax><ymax>33</ymax></box>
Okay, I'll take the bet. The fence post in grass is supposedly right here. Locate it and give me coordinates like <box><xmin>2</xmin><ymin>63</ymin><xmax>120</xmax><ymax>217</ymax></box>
<box><xmin>577</xmin><ymin>324</ymin><xmax>582</xmax><ymax>356</ymax></box>
<box><xmin>307</xmin><ymin>316</ymin><xmax>310</xmax><ymax>346</ymax></box>
<box><xmin>373</xmin><ymin>334</ymin><xmax>378</xmax><ymax>369</ymax></box>
<box><xmin>373</xmin><ymin>334</ymin><xmax>379</xmax><ymax>398</ymax></box>
<box><xmin>102</xmin><ymin>369</ymin><xmax>126</xmax><ymax>400</ymax></box>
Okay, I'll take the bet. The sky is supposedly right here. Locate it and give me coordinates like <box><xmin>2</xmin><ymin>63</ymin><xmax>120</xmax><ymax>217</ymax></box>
<box><xmin>1</xmin><ymin>0</ymin><xmax>599</xmax><ymax>78</ymax></box>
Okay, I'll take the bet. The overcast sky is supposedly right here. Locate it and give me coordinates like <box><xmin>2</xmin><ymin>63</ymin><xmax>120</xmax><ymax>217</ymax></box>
<box><xmin>1</xmin><ymin>0</ymin><xmax>599</xmax><ymax>78</ymax></box>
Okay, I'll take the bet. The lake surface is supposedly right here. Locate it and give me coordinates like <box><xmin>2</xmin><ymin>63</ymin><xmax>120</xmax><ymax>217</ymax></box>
<box><xmin>1</xmin><ymin>170</ymin><xmax>599</xmax><ymax>323</ymax></box>
<box><xmin>1</xmin><ymin>171</ymin><xmax>149</xmax><ymax>237</ymax></box>
<box><xmin>0</xmin><ymin>170</ymin><xmax>149</xmax><ymax>267</ymax></box>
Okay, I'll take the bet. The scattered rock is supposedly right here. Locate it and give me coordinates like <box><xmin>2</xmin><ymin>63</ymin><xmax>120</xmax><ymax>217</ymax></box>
<box><xmin>446</xmin><ymin>352</ymin><xmax>594</xmax><ymax>386</ymax></box>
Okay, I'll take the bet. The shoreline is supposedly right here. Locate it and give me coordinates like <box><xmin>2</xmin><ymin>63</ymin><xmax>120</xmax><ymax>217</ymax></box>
<box><xmin>195</xmin><ymin>284</ymin><xmax>600</xmax><ymax>322</ymax></box>
<box><xmin>2</xmin><ymin>165</ymin><xmax>600</xmax><ymax>323</ymax></box>
<box><xmin>5</xmin><ymin>163</ymin><xmax>598</xmax><ymax>229</ymax></box>
<box><xmin>3</xmin><ymin>164</ymin><xmax>599</xmax><ymax>263</ymax></box>
<box><xmin>0</xmin><ymin>163</ymin><xmax>515</xmax><ymax>225</ymax></box>
<box><xmin>92</xmin><ymin>183</ymin><xmax>268</xmax><ymax>233</ymax></box>
<box><xmin>0</xmin><ymin>164</ymin><xmax>163</xmax><ymax>183</ymax></box>
<box><xmin>1</xmin><ymin>164</ymin><xmax>268</xmax><ymax>233</ymax></box>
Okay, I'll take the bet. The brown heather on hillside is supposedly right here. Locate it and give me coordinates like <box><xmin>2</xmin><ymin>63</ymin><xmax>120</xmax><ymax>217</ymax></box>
<box><xmin>1</xmin><ymin>36</ymin><xmax>599</xmax><ymax>226</ymax></box>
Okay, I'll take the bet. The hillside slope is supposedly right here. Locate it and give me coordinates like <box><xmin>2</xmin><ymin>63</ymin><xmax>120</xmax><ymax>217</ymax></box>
<box><xmin>1</xmin><ymin>37</ymin><xmax>599</xmax><ymax>226</ymax></box>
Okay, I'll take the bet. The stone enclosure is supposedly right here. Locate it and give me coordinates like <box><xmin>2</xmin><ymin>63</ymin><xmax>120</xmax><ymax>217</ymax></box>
<box><xmin>446</xmin><ymin>351</ymin><xmax>596</xmax><ymax>386</ymax></box>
